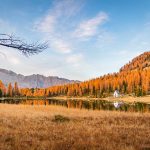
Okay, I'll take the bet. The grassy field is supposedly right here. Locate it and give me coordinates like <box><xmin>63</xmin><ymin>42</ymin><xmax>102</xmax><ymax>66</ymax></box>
<box><xmin>0</xmin><ymin>104</ymin><xmax>150</xmax><ymax>150</ymax></box>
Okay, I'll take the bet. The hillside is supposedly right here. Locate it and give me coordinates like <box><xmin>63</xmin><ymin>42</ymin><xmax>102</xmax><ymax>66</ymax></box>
<box><xmin>41</xmin><ymin>51</ymin><xmax>150</xmax><ymax>97</ymax></box>
<box><xmin>0</xmin><ymin>68</ymin><xmax>78</xmax><ymax>88</ymax></box>
<box><xmin>120</xmin><ymin>52</ymin><xmax>150</xmax><ymax>72</ymax></box>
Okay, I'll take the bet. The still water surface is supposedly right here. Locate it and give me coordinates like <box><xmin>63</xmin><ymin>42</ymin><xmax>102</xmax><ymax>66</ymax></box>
<box><xmin>0</xmin><ymin>98</ymin><xmax>150</xmax><ymax>112</ymax></box>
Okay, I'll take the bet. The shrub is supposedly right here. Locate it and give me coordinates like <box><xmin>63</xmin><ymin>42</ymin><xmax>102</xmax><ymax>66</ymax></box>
<box><xmin>52</xmin><ymin>115</ymin><xmax>70</xmax><ymax>123</ymax></box>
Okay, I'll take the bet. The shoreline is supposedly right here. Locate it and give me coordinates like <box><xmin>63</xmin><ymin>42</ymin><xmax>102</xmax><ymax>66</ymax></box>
<box><xmin>49</xmin><ymin>96</ymin><xmax>150</xmax><ymax>104</ymax></box>
<box><xmin>0</xmin><ymin>95</ymin><xmax>150</xmax><ymax>103</ymax></box>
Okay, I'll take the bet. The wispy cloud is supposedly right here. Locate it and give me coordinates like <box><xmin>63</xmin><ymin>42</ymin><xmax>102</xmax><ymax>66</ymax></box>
<box><xmin>35</xmin><ymin>15</ymin><xmax>55</xmax><ymax>33</ymax></box>
<box><xmin>34</xmin><ymin>0</ymin><xmax>84</xmax><ymax>53</ymax></box>
<box><xmin>73</xmin><ymin>12</ymin><xmax>108</xmax><ymax>40</ymax></box>
<box><xmin>34</xmin><ymin>0</ymin><xmax>111</xmax><ymax>54</ymax></box>
<box><xmin>66</xmin><ymin>54</ymin><xmax>83</xmax><ymax>67</ymax></box>
<box><xmin>50</xmin><ymin>38</ymin><xmax>72</xmax><ymax>53</ymax></box>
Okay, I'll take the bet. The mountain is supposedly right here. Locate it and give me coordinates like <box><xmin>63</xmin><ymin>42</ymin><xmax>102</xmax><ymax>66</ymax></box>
<box><xmin>120</xmin><ymin>52</ymin><xmax>150</xmax><ymax>72</ymax></box>
<box><xmin>0</xmin><ymin>68</ymin><xmax>79</xmax><ymax>88</ymax></box>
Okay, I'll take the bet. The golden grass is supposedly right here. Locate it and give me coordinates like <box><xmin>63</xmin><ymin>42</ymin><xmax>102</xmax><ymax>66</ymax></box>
<box><xmin>0</xmin><ymin>104</ymin><xmax>150</xmax><ymax>150</ymax></box>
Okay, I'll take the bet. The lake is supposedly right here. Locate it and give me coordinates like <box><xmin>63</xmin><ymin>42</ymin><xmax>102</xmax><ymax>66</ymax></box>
<box><xmin>0</xmin><ymin>98</ymin><xmax>150</xmax><ymax>112</ymax></box>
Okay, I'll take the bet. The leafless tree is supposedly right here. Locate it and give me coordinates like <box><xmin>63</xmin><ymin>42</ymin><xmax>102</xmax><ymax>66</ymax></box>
<box><xmin>0</xmin><ymin>34</ymin><xmax>48</xmax><ymax>56</ymax></box>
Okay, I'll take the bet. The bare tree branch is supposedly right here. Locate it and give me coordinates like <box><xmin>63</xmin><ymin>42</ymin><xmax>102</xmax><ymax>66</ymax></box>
<box><xmin>0</xmin><ymin>34</ymin><xmax>48</xmax><ymax>56</ymax></box>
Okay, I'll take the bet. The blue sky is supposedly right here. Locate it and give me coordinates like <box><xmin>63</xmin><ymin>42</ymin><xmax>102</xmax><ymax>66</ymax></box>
<box><xmin>0</xmin><ymin>0</ymin><xmax>150</xmax><ymax>81</ymax></box>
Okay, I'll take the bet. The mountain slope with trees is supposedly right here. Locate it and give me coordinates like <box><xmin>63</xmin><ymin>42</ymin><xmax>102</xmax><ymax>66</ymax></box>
<box><xmin>120</xmin><ymin>52</ymin><xmax>150</xmax><ymax>72</ymax></box>
<box><xmin>42</xmin><ymin>51</ymin><xmax>150</xmax><ymax>97</ymax></box>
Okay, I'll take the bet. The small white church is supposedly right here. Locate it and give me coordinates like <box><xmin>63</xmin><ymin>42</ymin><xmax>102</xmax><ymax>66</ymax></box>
<box><xmin>113</xmin><ymin>90</ymin><xmax>119</xmax><ymax>98</ymax></box>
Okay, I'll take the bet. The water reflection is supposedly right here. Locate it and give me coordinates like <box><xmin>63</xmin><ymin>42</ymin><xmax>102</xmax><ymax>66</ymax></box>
<box><xmin>22</xmin><ymin>99</ymin><xmax>150</xmax><ymax>112</ymax></box>
<box><xmin>0</xmin><ymin>98</ymin><xmax>150</xmax><ymax>112</ymax></box>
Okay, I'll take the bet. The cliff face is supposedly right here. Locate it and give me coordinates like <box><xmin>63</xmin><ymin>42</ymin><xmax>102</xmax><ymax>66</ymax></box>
<box><xmin>0</xmin><ymin>68</ymin><xmax>78</xmax><ymax>88</ymax></box>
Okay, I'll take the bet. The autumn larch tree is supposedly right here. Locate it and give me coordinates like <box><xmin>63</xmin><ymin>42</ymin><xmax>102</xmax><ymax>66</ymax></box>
<box><xmin>7</xmin><ymin>83</ymin><xmax>13</xmax><ymax>97</ymax></box>
<box><xmin>14</xmin><ymin>82</ymin><xmax>20</xmax><ymax>96</ymax></box>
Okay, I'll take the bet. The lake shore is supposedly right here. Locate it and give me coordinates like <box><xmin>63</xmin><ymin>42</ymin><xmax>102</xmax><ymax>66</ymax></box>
<box><xmin>0</xmin><ymin>95</ymin><xmax>150</xmax><ymax>104</ymax></box>
<box><xmin>49</xmin><ymin>95</ymin><xmax>150</xmax><ymax>103</ymax></box>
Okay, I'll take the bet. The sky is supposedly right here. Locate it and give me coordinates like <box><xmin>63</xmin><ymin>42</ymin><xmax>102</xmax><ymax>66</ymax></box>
<box><xmin>0</xmin><ymin>0</ymin><xmax>150</xmax><ymax>81</ymax></box>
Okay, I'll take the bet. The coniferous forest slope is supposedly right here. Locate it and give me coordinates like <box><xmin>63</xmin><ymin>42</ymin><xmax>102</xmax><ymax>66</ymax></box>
<box><xmin>120</xmin><ymin>52</ymin><xmax>150</xmax><ymax>72</ymax></box>
<box><xmin>0</xmin><ymin>51</ymin><xmax>150</xmax><ymax>98</ymax></box>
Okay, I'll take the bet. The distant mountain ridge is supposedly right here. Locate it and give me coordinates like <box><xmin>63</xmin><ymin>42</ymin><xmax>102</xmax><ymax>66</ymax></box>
<box><xmin>0</xmin><ymin>68</ymin><xmax>79</xmax><ymax>88</ymax></box>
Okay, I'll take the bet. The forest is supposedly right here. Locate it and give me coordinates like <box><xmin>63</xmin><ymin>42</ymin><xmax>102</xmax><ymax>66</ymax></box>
<box><xmin>0</xmin><ymin>52</ymin><xmax>150</xmax><ymax>98</ymax></box>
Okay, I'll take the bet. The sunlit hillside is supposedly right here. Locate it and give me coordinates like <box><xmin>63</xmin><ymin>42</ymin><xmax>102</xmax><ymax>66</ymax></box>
<box><xmin>120</xmin><ymin>52</ymin><xmax>150</xmax><ymax>72</ymax></box>
<box><xmin>21</xmin><ymin>51</ymin><xmax>150</xmax><ymax>98</ymax></box>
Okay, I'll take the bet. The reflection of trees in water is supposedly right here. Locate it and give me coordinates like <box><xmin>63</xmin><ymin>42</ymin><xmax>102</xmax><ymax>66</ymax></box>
<box><xmin>23</xmin><ymin>99</ymin><xmax>49</xmax><ymax>105</ymax></box>
<box><xmin>67</xmin><ymin>100</ymin><xmax>83</xmax><ymax>109</ymax></box>
<box><xmin>19</xmin><ymin>99</ymin><xmax>150</xmax><ymax>112</ymax></box>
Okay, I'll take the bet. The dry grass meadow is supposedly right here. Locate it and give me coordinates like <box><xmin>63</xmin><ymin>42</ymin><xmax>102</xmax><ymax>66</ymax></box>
<box><xmin>0</xmin><ymin>104</ymin><xmax>150</xmax><ymax>150</ymax></box>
